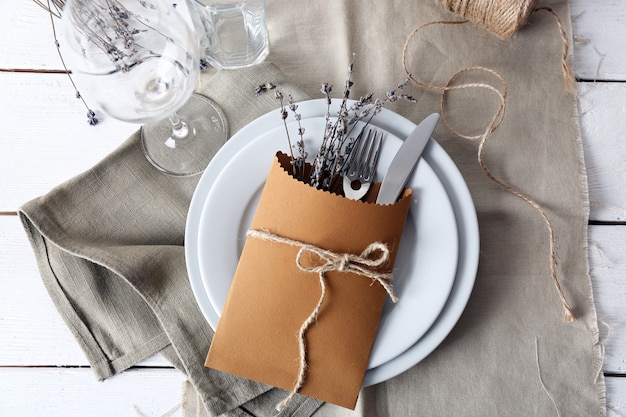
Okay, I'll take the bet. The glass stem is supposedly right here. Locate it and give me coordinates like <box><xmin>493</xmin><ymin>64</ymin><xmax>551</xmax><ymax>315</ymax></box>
<box><xmin>169</xmin><ymin>111</ymin><xmax>189</xmax><ymax>140</ymax></box>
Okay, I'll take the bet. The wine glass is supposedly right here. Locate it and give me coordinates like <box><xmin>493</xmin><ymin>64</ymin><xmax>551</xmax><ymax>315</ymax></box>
<box><xmin>60</xmin><ymin>0</ymin><xmax>228</xmax><ymax>176</ymax></box>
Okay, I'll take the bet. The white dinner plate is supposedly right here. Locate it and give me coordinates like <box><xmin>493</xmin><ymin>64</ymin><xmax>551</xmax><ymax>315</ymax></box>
<box><xmin>196</xmin><ymin>117</ymin><xmax>458</xmax><ymax>369</ymax></box>
<box><xmin>185</xmin><ymin>99</ymin><xmax>479</xmax><ymax>386</ymax></box>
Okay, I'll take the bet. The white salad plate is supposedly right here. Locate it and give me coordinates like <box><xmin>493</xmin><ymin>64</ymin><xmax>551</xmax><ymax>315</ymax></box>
<box><xmin>185</xmin><ymin>99</ymin><xmax>479</xmax><ymax>386</ymax></box>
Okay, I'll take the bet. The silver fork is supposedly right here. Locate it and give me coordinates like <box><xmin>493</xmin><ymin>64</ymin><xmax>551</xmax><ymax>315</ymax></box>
<box><xmin>342</xmin><ymin>129</ymin><xmax>383</xmax><ymax>200</ymax></box>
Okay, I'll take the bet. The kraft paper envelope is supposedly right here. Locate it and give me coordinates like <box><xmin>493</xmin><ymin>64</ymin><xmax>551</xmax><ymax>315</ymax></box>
<box><xmin>206</xmin><ymin>152</ymin><xmax>412</xmax><ymax>409</ymax></box>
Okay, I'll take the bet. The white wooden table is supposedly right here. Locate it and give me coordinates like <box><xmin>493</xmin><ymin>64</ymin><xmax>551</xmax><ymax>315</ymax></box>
<box><xmin>1</xmin><ymin>1</ymin><xmax>624</xmax><ymax>415</ymax></box>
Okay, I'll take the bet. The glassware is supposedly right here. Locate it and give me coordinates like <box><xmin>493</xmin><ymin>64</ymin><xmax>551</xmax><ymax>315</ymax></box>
<box><xmin>60</xmin><ymin>0</ymin><xmax>228</xmax><ymax>176</ymax></box>
<box><xmin>191</xmin><ymin>0</ymin><xmax>269</xmax><ymax>69</ymax></box>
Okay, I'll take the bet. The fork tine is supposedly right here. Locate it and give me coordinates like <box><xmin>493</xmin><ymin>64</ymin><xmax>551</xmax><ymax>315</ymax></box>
<box><xmin>361</xmin><ymin>131</ymin><xmax>381</xmax><ymax>182</ymax></box>
<box><xmin>346</xmin><ymin>128</ymin><xmax>369</xmax><ymax>177</ymax></box>
<box><xmin>341</xmin><ymin>128</ymin><xmax>384</xmax><ymax>200</ymax></box>
<box><xmin>354</xmin><ymin>129</ymin><xmax>373</xmax><ymax>176</ymax></box>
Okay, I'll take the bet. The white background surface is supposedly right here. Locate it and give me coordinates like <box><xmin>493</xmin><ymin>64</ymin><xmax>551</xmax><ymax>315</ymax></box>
<box><xmin>1</xmin><ymin>0</ymin><xmax>625</xmax><ymax>415</ymax></box>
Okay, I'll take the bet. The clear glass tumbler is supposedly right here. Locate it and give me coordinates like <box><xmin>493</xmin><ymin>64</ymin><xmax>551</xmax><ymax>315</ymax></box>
<box><xmin>191</xmin><ymin>0</ymin><xmax>269</xmax><ymax>69</ymax></box>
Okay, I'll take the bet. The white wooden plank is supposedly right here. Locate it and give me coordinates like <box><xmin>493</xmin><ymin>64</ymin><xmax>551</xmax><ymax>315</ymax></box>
<box><xmin>607</xmin><ymin>376</ymin><xmax>626</xmax><ymax>416</ymax></box>
<box><xmin>0</xmin><ymin>367</ymin><xmax>185</xmax><ymax>417</ymax></box>
<box><xmin>578</xmin><ymin>82</ymin><xmax>626</xmax><ymax>222</ymax></box>
<box><xmin>570</xmin><ymin>0</ymin><xmax>626</xmax><ymax>81</ymax></box>
<box><xmin>0</xmin><ymin>215</ymin><xmax>169</xmax><ymax>367</ymax></box>
<box><xmin>589</xmin><ymin>225</ymin><xmax>626</xmax><ymax>375</ymax></box>
<box><xmin>0</xmin><ymin>72</ymin><xmax>139</xmax><ymax>212</ymax></box>
<box><xmin>0</xmin><ymin>0</ymin><xmax>61</xmax><ymax>71</ymax></box>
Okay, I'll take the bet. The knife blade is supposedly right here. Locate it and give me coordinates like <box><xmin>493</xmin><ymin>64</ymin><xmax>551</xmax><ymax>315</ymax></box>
<box><xmin>376</xmin><ymin>113</ymin><xmax>440</xmax><ymax>204</ymax></box>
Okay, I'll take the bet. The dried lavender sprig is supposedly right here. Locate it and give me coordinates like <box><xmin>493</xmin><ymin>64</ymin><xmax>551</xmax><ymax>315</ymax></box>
<box><xmin>309</xmin><ymin>155</ymin><xmax>325</xmax><ymax>189</ymax></box>
<box><xmin>318</xmin><ymin>73</ymin><xmax>418</xmax><ymax>188</ymax></box>
<box><xmin>310</xmin><ymin>82</ymin><xmax>334</xmax><ymax>187</ymax></box>
<box><xmin>326</xmin><ymin>54</ymin><xmax>356</xmax><ymax>150</ymax></box>
<box><xmin>287</xmin><ymin>95</ymin><xmax>307</xmax><ymax>180</ymax></box>
<box><xmin>318</xmin><ymin>83</ymin><xmax>333</xmax><ymax>156</ymax></box>
<box><xmin>255</xmin><ymin>82</ymin><xmax>276</xmax><ymax>96</ymax></box>
<box><xmin>319</xmin><ymin>55</ymin><xmax>354</xmax><ymax>152</ymax></box>
<box><xmin>310</xmin><ymin>54</ymin><xmax>357</xmax><ymax>188</ymax></box>
<box><xmin>274</xmin><ymin>89</ymin><xmax>297</xmax><ymax>177</ymax></box>
<box><xmin>67</xmin><ymin>0</ymin><xmax>187</xmax><ymax>75</ymax></box>
<box><xmin>69</xmin><ymin>1</ymin><xmax>146</xmax><ymax>72</ymax></box>
<box><xmin>262</xmin><ymin>56</ymin><xmax>419</xmax><ymax>192</ymax></box>
<box><xmin>42</xmin><ymin>0</ymin><xmax>99</xmax><ymax>125</ymax></box>
<box><xmin>33</xmin><ymin>0</ymin><xmax>64</xmax><ymax>18</ymax></box>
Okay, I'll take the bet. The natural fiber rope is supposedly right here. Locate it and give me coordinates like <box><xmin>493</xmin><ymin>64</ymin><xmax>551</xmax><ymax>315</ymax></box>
<box><xmin>246</xmin><ymin>229</ymin><xmax>398</xmax><ymax>411</ymax></box>
<box><xmin>401</xmin><ymin>18</ymin><xmax>575</xmax><ymax>322</ymax></box>
<box><xmin>436</xmin><ymin>2</ymin><xmax>575</xmax><ymax>91</ymax></box>
<box><xmin>533</xmin><ymin>6</ymin><xmax>577</xmax><ymax>91</ymax></box>
<box><xmin>439</xmin><ymin>0</ymin><xmax>539</xmax><ymax>39</ymax></box>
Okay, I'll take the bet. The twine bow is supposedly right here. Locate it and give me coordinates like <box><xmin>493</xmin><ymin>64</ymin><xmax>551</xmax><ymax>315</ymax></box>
<box><xmin>246</xmin><ymin>229</ymin><xmax>398</xmax><ymax>410</ymax></box>
<box><xmin>294</xmin><ymin>238</ymin><xmax>398</xmax><ymax>303</ymax></box>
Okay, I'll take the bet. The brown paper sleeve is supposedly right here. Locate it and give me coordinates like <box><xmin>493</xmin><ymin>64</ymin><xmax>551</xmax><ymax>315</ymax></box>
<box><xmin>205</xmin><ymin>152</ymin><xmax>412</xmax><ymax>409</ymax></box>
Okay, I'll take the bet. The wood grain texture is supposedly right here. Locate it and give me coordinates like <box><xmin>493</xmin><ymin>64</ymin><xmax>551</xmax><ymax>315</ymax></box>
<box><xmin>0</xmin><ymin>367</ymin><xmax>185</xmax><ymax>417</ymax></box>
<box><xmin>0</xmin><ymin>72</ymin><xmax>139</xmax><ymax>212</ymax></box>
<box><xmin>589</xmin><ymin>225</ymin><xmax>626</xmax><ymax>374</ymax></box>
<box><xmin>570</xmin><ymin>0</ymin><xmax>626</xmax><ymax>81</ymax></box>
<box><xmin>607</xmin><ymin>377</ymin><xmax>626</xmax><ymax>416</ymax></box>
<box><xmin>578</xmin><ymin>82</ymin><xmax>626</xmax><ymax>222</ymax></box>
<box><xmin>0</xmin><ymin>1</ymin><xmax>60</xmax><ymax>71</ymax></box>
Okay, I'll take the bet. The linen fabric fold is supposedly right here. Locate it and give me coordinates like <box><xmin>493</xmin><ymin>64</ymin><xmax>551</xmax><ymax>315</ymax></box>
<box><xmin>19</xmin><ymin>63</ymin><xmax>323</xmax><ymax>417</ymax></box>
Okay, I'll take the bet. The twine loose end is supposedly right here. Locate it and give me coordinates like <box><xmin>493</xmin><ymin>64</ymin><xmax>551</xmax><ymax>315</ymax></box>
<box><xmin>562</xmin><ymin>66</ymin><xmax>577</xmax><ymax>93</ymax></box>
<box><xmin>276</xmin><ymin>392</ymin><xmax>296</xmax><ymax>412</ymax></box>
<box><xmin>563</xmin><ymin>309</ymin><xmax>575</xmax><ymax>323</ymax></box>
<box><xmin>248</xmin><ymin>229</ymin><xmax>398</xmax><ymax>411</ymax></box>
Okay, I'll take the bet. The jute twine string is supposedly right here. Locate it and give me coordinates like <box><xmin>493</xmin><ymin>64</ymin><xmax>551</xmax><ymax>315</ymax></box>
<box><xmin>437</xmin><ymin>2</ymin><xmax>576</xmax><ymax>91</ymax></box>
<box><xmin>401</xmin><ymin>18</ymin><xmax>575</xmax><ymax>322</ymax></box>
<box><xmin>245</xmin><ymin>229</ymin><xmax>398</xmax><ymax>411</ymax></box>
<box><xmin>532</xmin><ymin>6</ymin><xmax>577</xmax><ymax>92</ymax></box>
<box><xmin>439</xmin><ymin>0</ymin><xmax>539</xmax><ymax>40</ymax></box>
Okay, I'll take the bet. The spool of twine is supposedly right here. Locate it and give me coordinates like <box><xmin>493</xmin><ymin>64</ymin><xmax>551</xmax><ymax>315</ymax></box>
<box><xmin>439</xmin><ymin>0</ymin><xmax>539</xmax><ymax>39</ymax></box>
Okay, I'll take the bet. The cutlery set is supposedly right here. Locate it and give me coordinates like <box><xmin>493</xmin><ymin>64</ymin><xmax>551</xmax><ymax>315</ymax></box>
<box><xmin>342</xmin><ymin>113</ymin><xmax>440</xmax><ymax>203</ymax></box>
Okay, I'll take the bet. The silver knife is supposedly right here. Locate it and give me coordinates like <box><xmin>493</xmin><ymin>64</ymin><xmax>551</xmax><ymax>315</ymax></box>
<box><xmin>376</xmin><ymin>113</ymin><xmax>440</xmax><ymax>204</ymax></box>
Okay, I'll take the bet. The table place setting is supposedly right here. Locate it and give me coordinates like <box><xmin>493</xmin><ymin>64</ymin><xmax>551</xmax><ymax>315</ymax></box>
<box><xmin>15</xmin><ymin>0</ymin><xmax>606</xmax><ymax>416</ymax></box>
<box><xmin>200</xmin><ymin>83</ymin><xmax>467</xmax><ymax>409</ymax></box>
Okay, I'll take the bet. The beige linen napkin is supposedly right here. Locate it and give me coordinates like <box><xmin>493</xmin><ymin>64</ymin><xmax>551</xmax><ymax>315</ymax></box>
<box><xmin>19</xmin><ymin>63</ymin><xmax>323</xmax><ymax>417</ymax></box>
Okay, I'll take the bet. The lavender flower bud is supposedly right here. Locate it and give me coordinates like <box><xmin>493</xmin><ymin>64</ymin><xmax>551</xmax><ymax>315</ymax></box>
<box><xmin>87</xmin><ymin>110</ymin><xmax>99</xmax><ymax>126</ymax></box>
